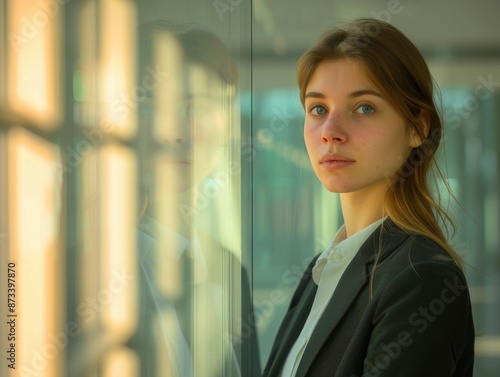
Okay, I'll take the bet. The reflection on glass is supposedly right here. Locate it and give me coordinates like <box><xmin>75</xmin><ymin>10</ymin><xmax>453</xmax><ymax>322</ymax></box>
<box><xmin>102</xmin><ymin>347</ymin><xmax>139</xmax><ymax>377</ymax></box>
<box><xmin>69</xmin><ymin>1</ymin><xmax>140</xmax><ymax>375</ymax></box>
<box><xmin>99</xmin><ymin>0</ymin><xmax>137</xmax><ymax>138</ymax></box>
<box><xmin>99</xmin><ymin>144</ymin><xmax>138</xmax><ymax>339</ymax></box>
<box><xmin>134</xmin><ymin>21</ymin><xmax>257</xmax><ymax>377</ymax></box>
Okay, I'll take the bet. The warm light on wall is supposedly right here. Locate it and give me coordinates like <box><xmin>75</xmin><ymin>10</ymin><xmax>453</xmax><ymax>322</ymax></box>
<box><xmin>7</xmin><ymin>127</ymin><xmax>63</xmax><ymax>377</ymax></box>
<box><xmin>6</xmin><ymin>0</ymin><xmax>63</xmax><ymax>129</ymax></box>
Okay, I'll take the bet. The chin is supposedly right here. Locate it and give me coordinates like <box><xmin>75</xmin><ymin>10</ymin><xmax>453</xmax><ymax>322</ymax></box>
<box><xmin>325</xmin><ymin>187</ymin><xmax>352</xmax><ymax>194</ymax></box>
<box><xmin>319</xmin><ymin>179</ymin><xmax>354</xmax><ymax>193</ymax></box>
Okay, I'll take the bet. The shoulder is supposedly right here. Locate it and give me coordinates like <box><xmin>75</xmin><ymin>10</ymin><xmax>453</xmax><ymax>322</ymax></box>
<box><xmin>376</xmin><ymin>231</ymin><xmax>463</xmax><ymax>278</ymax></box>
<box><xmin>364</xmin><ymin>233</ymin><xmax>475</xmax><ymax>376</ymax></box>
<box><xmin>372</xmin><ymin>233</ymin><xmax>471</xmax><ymax>313</ymax></box>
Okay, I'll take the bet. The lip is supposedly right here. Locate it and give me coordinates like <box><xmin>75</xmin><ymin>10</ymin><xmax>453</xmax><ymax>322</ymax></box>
<box><xmin>319</xmin><ymin>153</ymin><xmax>355</xmax><ymax>170</ymax></box>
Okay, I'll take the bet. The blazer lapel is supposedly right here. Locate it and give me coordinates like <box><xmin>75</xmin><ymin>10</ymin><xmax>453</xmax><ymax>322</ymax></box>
<box><xmin>294</xmin><ymin>220</ymin><xmax>412</xmax><ymax>377</ymax></box>
<box><xmin>294</xmin><ymin>251</ymin><xmax>369</xmax><ymax>377</ymax></box>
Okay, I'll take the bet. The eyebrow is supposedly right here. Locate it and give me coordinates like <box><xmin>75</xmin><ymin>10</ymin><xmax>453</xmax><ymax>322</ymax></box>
<box><xmin>349</xmin><ymin>89</ymin><xmax>384</xmax><ymax>98</ymax></box>
<box><xmin>304</xmin><ymin>89</ymin><xmax>384</xmax><ymax>100</ymax></box>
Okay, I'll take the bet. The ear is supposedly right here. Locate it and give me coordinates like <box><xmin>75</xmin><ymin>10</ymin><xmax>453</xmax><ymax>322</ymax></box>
<box><xmin>409</xmin><ymin>110</ymin><xmax>430</xmax><ymax>148</ymax></box>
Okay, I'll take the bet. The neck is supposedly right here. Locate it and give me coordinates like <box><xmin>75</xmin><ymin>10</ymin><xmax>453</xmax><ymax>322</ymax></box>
<box><xmin>340</xmin><ymin>180</ymin><xmax>388</xmax><ymax>238</ymax></box>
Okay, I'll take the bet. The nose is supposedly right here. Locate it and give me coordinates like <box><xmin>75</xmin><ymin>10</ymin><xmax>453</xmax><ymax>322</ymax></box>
<box><xmin>164</xmin><ymin>137</ymin><xmax>185</xmax><ymax>146</ymax></box>
<box><xmin>162</xmin><ymin>107</ymin><xmax>194</xmax><ymax>144</ymax></box>
<box><xmin>158</xmin><ymin>122</ymin><xmax>192</xmax><ymax>154</ymax></box>
<box><xmin>321</xmin><ymin>112</ymin><xmax>347</xmax><ymax>144</ymax></box>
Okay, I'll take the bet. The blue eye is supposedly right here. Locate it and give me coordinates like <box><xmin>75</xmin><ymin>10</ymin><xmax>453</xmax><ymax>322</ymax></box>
<box><xmin>355</xmin><ymin>104</ymin><xmax>375</xmax><ymax>115</ymax></box>
<box><xmin>311</xmin><ymin>105</ymin><xmax>327</xmax><ymax>116</ymax></box>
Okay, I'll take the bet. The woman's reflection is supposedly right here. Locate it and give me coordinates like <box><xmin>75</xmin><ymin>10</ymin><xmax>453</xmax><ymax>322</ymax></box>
<box><xmin>131</xmin><ymin>21</ymin><xmax>259</xmax><ymax>377</ymax></box>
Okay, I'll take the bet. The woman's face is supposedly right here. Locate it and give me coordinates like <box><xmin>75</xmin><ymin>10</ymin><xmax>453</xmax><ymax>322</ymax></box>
<box><xmin>303</xmin><ymin>58</ymin><xmax>416</xmax><ymax>194</ymax></box>
<box><xmin>150</xmin><ymin>57</ymin><xmax>227</xmax><ymax>193</ymax></box>
<box><xmin>146</xmin><ymin>33</ymin><xmax>229</xmax><ymax>192</ymax></box>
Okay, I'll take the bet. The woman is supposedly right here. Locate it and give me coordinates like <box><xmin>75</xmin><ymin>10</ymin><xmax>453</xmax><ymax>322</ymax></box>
<box><xmin>263</xmin><ymin>19</ymin><xmax>475</xmax><ymax>377</ymax></box>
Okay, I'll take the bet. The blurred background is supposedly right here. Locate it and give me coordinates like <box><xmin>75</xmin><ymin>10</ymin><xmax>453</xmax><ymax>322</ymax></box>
<box><xmin>1</xmin><ymin>0</ymin><xmax>499</xmax><ymax>376</ymax></box>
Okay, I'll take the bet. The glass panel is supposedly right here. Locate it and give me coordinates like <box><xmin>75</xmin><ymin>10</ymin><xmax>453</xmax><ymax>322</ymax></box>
<box><xmin>99</xmin><ymin>143</ymin><xmax>138</xmax><ymax>338</ymax></box>
<box><xmin>133</xmin><ymin>2</ymin><xmax>254</xmax><ymax>375</ymax></box>
<box><xmin>65</xmin><ymin>0</ymin><xmax>254</xmax><ymax>376</ymax></box>
<box><xmin>98</xmin><ymin>0</ymin><xmax>137</xmax><ymax>139</ymax></box>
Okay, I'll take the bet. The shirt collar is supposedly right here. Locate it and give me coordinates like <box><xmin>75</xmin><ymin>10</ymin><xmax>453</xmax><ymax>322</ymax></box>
<box><xmin>138</xmin><ymin>215</ymin><xmax>208</xmax><ymax>283</ymax></box>
<box><xmin>312</xmin><ymin>217</ymin><xmax>385</xmax><ymax>284</ymax></box>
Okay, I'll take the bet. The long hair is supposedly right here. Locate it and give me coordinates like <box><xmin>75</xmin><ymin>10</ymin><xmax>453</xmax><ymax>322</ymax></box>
<box><xmin>297</xmin><ymin>18</ymin><xmax>462</xmax><ymax>269</ymax></box>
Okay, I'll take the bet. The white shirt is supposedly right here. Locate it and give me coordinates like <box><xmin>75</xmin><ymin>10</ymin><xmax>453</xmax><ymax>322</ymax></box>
<box><xmin>139</xmin><ymin>214</ymin><xmax>208</xmax><ymax>283</ymax></box>
<box><xmin>280</xmin><ymin>218</ymin><xmax>385</xmax><ymax>377</ymax></box>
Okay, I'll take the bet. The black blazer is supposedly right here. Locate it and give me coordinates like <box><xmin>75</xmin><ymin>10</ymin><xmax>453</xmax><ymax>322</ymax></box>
<box><xmin>263</xmin><ymin>220</ymin><xmax>475</xmax><ymax>377</ymax></box>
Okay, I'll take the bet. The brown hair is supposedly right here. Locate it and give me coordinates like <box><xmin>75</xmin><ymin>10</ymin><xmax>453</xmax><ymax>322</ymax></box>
<box><xmin>297</xmin><ymin>18</ymin><xmax>462</xmax><ymax>268</ymax></box>
<box><xmin>139</xmin><ymin>21</ymin><xmax>238</xmax><ymax>86</ymax></box>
